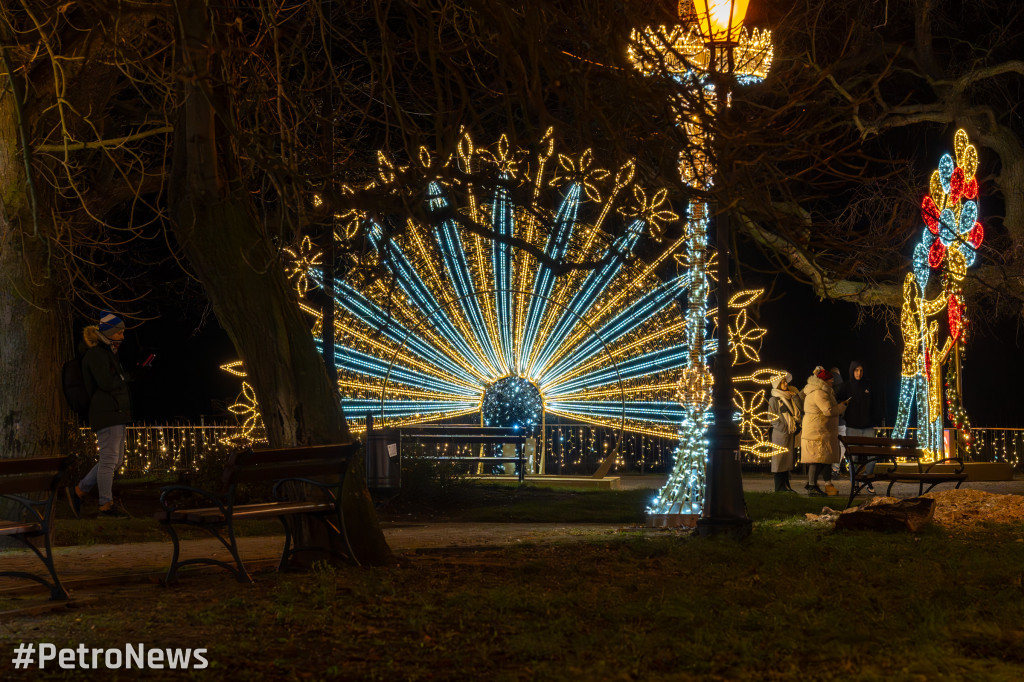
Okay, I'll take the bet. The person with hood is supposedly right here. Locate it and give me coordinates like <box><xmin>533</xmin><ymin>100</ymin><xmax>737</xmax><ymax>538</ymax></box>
<box><xmin>836</xmin><ymin>360</ymin><xmax>879</xmax><ymax>493</ymax></box>
<box><xmin>66</xmin><ymin>311</ymin><xmax>132</xmax><ymax>518</ymax></box>
<box><xmin>768</xmin><ymin>372</ymin><xmax>802</xmax><ymax>492</ymax></box>
<box><xmin>800</xmin><ymin>368</ymin><xmax>848</xmax><ymax>496</ymax></box>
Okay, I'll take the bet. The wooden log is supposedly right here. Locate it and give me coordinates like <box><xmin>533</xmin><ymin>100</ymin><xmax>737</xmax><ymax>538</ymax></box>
<box><xmin>834</xmin><ymin>497</ymin><xmax>936</xmax><ymax>532</ymax></box>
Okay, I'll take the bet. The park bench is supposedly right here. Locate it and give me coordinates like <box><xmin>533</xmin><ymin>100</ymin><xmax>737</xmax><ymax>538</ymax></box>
<box><xmin>154</xmin><ymin>442</ymin><xmax>360</xmax><ymax>584</ymax></box>
<box><xmin>369</xmin><ymin>423</ymin><xmax>530</xmax><ymax>483</ymax></box>
<box><xmin>840</xmin><ymin>435</ymin><xmax>967</xmax><ymax>509</ymax></box>
<box><xmin>0</xmin><ymin>456</ymin><xmax>72</xmax><ymax>600</ymax></box>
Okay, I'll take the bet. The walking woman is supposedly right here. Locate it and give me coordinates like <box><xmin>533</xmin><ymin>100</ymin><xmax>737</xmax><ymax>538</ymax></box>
<box><xmin>800</xmin><ymin>368</ymin><xmax>848</xmax><ymax>496</ymax></box>
<box><xmin>768</xmin><ymin>372</ymin><xmax>802</xmax><ymax>492</ymax></box>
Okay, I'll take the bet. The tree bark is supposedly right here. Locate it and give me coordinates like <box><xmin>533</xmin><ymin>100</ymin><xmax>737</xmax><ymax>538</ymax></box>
<box><xmin>0</xmin><ymin>83</ymin><xmax>70</xmax><ymax>462</ymax></box>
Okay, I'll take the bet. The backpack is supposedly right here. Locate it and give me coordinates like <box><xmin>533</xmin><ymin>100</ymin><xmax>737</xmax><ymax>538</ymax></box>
<box><xmin>62</xmin><ymin>355</ymin><xmax>91</xmax><ymax>422</ymax></box>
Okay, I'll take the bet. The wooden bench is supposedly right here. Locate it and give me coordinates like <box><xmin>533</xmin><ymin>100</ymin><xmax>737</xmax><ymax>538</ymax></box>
<box><xmin>155</xmin><ymin>443</ymin><xmax>359</xmax><ymax>584</ymax></box>
<box><xmin>840</xmin><ymin>435</ymin><xmax>967</xmax><ymax>509</ymax></box>
<box><xmin>0</xmin><ymin>456</ymin><xmax>72</xmax><ymax>600</ymax></box>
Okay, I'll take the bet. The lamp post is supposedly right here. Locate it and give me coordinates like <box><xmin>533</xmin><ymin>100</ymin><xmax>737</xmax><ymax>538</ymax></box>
<box><xmin>692</xmin><ymin>0</ymin><xmax>753</xmax><ymax>538</ymax></box>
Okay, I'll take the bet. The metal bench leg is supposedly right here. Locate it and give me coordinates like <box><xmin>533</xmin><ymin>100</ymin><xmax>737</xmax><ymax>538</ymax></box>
<box><xmin>159</xmin><ymin>521</ymin><xmax>185</xmax><ymax>584</ymax></box>
<box><xmin>40</xmin><ymin>531</ymin><xmax>69</xmax><ymax>600</ymax></box>
<box><xmin>159</xmin><ymin>521</ymin><xmax>252</xmax><ymax>584</ymax></box>
<box><xmin>276</xmin><ymin>516</ymin><xmax>295</xmax><ymax>571</ymax></box>
<box><xmin>223</xmin><ymin>522</ymin><xmax>253</xmax><ymax>582</ymax></box>
<box><xmin>4</xmin><ymin>534</ymin><xmax>69</xmax><ymax>601</ymax></box>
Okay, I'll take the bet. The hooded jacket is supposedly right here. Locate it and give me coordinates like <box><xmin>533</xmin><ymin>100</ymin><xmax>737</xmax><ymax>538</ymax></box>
<box><xmin>836</xmin><ymin>360</ymin><xmax>874</xmax><ymax>429</ymax></box>
<box><xmin>81</xmin><ymin>326</ymin><xmax>132</xmax><ymax>430</ymax></box>
<box><xmin>799</xmin><ymin>374</ymin><xmax>847</xmax><ymax>464</ymax></box>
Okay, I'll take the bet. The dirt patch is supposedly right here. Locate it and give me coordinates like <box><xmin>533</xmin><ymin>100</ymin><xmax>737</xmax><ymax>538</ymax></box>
<box><xmin>806</xmin><ymin>489</ymin><xmax>1024</xmax><ymax>529</ymax></box>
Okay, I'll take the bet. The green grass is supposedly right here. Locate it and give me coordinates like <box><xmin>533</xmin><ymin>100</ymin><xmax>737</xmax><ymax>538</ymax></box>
<box><xmin>4</xmin><ymin>520</ymin><xmax>1024</xmax><ymax>680</ymax></box>
<box><xmin>42</xmin><ymin>485</ymin><xmax>850</xmax><ymax>545</ymax></box>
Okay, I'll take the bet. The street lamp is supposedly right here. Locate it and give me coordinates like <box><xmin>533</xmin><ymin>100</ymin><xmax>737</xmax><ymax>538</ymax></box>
<box><xmin>692</xmin><ymin>0</ymin><xmax>753</xmax><ymax>538</ymax></box>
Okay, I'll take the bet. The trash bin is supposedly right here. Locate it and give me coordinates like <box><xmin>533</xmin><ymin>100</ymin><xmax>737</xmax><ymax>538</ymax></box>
<box><xmin>365</xmin><ymin>416</ymin><xmax>400</xmax><ymax>493</ymax></box>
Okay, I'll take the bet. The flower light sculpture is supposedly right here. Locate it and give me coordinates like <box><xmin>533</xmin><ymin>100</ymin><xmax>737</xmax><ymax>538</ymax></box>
<box><xmin>894</xmin><ymin>129</ymin><xmax>983</xmax><ymax>459</ymax></box>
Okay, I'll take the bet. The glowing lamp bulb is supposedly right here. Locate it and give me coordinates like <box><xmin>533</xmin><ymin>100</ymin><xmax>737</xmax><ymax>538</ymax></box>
<box><xmin>692</xmin><ymin>0</ymin><xmax>751</xmax><ymax>44</ymax></box>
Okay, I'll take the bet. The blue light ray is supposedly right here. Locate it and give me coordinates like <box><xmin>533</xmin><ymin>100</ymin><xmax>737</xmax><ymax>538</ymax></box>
<box><xmin>491</xmin><ymin>178</ymin><xmax>516</xmax><ymax>374</ymax></box>
<box><xmin>540</xmin><ymin>272</ymin><xmax>692</xmax><ymax>383</ymax></box>
<box><xmin>365</xmin><ymin>220</ymin><xmax>494</xmax><ymax>378</ymax></box>
<box><xmin>545</xmin><ymin>345</ymin><xmax>690</xmax><ymax>395</ymax></box>
<box><xmin>317</xmin><ymin>274</ymin><xmax>481</xmax><ymax>388</ymax></box>
<box><xmin>323</xmin><ymin>342</ymin><xmax>481</xmax><ymax>398</ymax></box>
<box><xmin>519</xmin><ymin>183</ymin><xmax>581</xmax><ymax>374</ymax></box>
<box><xmin>545</xmin><ymin>400</ymin><xmax>687</xmax><ymax>423</ymax></box>
<box><xmin>426</xmin><ymin>183</ymin><xmax>505</xmax><ymax>375</ymax></box>
<box><xmin>528</xmin><ymin>219</ymin><xmax>646</xmax><ymax>378</ymax></box>
<box><xmin>342</xmin><ymin>399</ymin><xmax>480</xmax><ymax>418</ymax></box>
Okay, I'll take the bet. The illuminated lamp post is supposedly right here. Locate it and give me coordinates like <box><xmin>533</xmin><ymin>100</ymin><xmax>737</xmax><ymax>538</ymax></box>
<box><xmin>693</xmin><ymin>0</ymin><xmax>753</xmax><ymax>538</ymax></box>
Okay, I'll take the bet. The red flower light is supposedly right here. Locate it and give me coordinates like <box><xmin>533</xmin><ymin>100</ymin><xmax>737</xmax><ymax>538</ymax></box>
<box><xmin>928</xmin><ymin>239</ymin><xmax>946</xmax><ymax>268</ymax></box>
<box><xmin>921</xmin><ymin>195</ymin><xmax>940</xmax><ymax>234</ymax></box>
<box><xmin>969</xmin><ymin>221</ymin><xmax>984</xmax><ymax>248</ymax></box>
<box><xmin>948</xmin><ymin>294</ymin><xmax>964</xmax><ymax>341</ymax></box>
<box><xmin>949</xmin><ymin>167</ymin><xmax>965</xmax><ymax>205</ymax></box>
<box><xmin>964</xmin><ymin>176</ymin><xmax>978</xmax><ymax>200</ymax></box>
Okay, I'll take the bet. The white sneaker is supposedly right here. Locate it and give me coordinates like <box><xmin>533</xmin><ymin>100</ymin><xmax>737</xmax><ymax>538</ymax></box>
<box><xmin>865</xmin><ymin>483</ymin><xmax>876</xmax><ymax>495</ymax></box>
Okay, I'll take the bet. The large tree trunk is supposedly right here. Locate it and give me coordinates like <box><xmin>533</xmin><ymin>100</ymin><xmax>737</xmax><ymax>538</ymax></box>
<box><xmin>170</xmin><ymin>0</ymin><xmax>389</xmax><ymax>564</ymax></box>
<box><xmin>0</xmin><ymin>81</ymin><xmax>71</xmax><ymax>535</ymax></box>
<box><xmin>0</xmin><ymin>85</ymin><xmax>70</xmax><ymax>461</ymax></box>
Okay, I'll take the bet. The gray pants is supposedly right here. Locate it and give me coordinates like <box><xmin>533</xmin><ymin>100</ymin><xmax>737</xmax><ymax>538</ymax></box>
<box><xmin>78</xmin><ymin>424</ymin><xmax>126</xmax><ymax>506</ymax></box>
<box><xmin>846</xmin><ymin>426</ymin><xmax>876</xmax><ymax>475</ymax></box>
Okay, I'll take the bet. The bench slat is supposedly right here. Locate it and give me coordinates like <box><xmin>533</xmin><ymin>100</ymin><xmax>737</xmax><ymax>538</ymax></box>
<box><xmin>159</xmin><ymin>501</ymin><xmax>333</xmax><ymax>523</ymax></box>
<box><xmin>0</xmin><ymin>473</ymin><xmax>63</xmax><ymax>496</ymax></box>
<box><xmin>236</xmin><ymin>444</ymin><xmax>357</xmax><ymax>467</ymax></box>
<box><xmin>400</xmin><ymin>435</ymin><xmax>526</xmax><ymax>444</ymax></box>
<box><xmin>229</xmin><ymin>460</ymin><xmax>346</xmax><ymax>484</ymax></box>
<box><xmin>0</xmin><ymin>456</ymin><xmax>69</xmax><ymax>476</ymax></box>
<box><xmin>0</xmin><ymin>520</ymin><xmax>41</xmax><ymax>536</ymax></box>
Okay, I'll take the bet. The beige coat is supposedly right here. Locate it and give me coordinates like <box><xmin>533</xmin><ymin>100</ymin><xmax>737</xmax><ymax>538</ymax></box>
<box><xmin>799</xmin><ymin>375</ymin><xmax>847</xmax><ymax>465</ymax></box>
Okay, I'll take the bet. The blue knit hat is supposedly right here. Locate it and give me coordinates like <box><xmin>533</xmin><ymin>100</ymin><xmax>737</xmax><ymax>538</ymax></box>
<box><xmin>98</xmin><ymin>311</ymin><xmax>125</xmax><ymax>336</ymax></box>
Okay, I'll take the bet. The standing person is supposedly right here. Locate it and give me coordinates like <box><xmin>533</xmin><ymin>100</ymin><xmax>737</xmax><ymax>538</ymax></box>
<box><xmin>836</xmin><ymin>360</ymin><xmax>878</xmax><ymax>493</ymax></box>
<box><xmin>800</xmin><ymin>368</ymin><xmax>848</xmax><ymax>496</ymax></box>
<box><xmin>66</xmin><ymin>312</ymin><xmax>131</xmax><ymax>518</ymax></box>
<box><xmin>768</xmin><ymin>372</ymin><xmax>802</xmax><ymax>493</ymax></box>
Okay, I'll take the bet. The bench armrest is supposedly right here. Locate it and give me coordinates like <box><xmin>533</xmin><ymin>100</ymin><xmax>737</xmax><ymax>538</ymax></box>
<box><xmin>158</xmin><ymin>485</ymin><xmax>229</xmax><ymax>516</ymax></box>
<box><xmin>0</xmin><ymin>493</ymin><xmax>45</xmax><ymax>523</ymax></box>
<box><xmin>921</xmin><ymin>458</ymin><xmax>965</xmax><ymax>474</ymax></box>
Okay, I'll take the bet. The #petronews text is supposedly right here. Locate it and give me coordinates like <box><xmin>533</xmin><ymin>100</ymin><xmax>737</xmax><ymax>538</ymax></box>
<box><xmin>11</xmin><ymin>642</ymin><xmax>208</xmax><ymax>670</ymax></box>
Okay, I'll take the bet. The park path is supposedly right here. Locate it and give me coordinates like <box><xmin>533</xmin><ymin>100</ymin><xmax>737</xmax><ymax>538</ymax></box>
<box><xmin>0</xmin><ymin>523</ymin><xmax>627</xmax><ymax>598</ymax></box>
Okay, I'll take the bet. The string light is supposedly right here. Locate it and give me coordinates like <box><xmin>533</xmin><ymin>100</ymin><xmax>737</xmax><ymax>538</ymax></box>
<box><xmin>630</xmin><ymin>8</ymin><xmax>778</xmax><ymax>517</ymax></box>
<box><xmin>894</xmin><ymin>129</ymin><xmax>983</xmax><ymax>459</ymax></box>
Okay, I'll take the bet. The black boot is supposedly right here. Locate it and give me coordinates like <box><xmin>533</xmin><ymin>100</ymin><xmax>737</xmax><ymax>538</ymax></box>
<box><xmin>773</xmin><ymin>472</ymin><xmax>788</xmax><ymax>492</ymax></box>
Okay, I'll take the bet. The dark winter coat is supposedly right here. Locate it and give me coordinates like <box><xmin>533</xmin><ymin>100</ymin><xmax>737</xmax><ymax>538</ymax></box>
<box><xmin>835</xmin><ymin>361</ymin><xmax>876</xmax><ymax>429</ymax></box>
<box><xmin>81</xmin><ymin>326</ymin><xmax>132</xmax><ymax>430</ymax></box>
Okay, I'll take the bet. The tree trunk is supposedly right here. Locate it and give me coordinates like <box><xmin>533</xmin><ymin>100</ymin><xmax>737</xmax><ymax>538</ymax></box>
<box><xmin>170</xmin><ymin>0</ymin><xmax>389</xmax><ymax>564</ymax></box>
<box><xmin>0</xmin><ymin>91</ymin><xmax>70</xmax><ymax>461</ymax></box>
<box><xmin>0</xmin><ymin>87</ymin><xmax>72</xmax><ymax>534</ymax></box>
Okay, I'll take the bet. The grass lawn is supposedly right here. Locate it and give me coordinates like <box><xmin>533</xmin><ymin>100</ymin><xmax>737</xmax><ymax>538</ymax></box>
<box><xmin>3</xmin><ymin>488</ymin><xmax>1024</xmax><ymax>680</ymax></box>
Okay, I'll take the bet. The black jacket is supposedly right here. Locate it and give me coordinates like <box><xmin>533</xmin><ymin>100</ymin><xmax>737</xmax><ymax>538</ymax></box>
<box><xmin>82</xmin><ymin>336</ymin><xmax>132</xmax><ymax>430</ymax></box>
<box><xmin>836</xmin><ymin>361</ymin><xmax>874</xmax><ymax>429</ymax></box>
